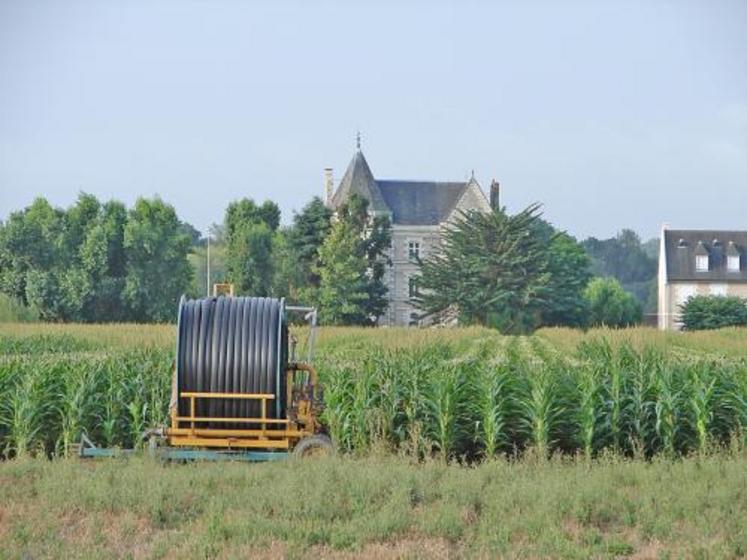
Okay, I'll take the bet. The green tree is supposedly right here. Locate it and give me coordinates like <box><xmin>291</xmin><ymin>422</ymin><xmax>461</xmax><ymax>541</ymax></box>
<box><xmin>338</xmin><ymin>194</ymin><xmax>392</xmax><ymax>321</ymax></box>
<box><xmin>583</xmin><ymin>229</ymin><xmax>657</xmax><ymax>310</ymax></box>
<box><xmin>178</xmin><ymin>221</ymin><xmax>204</xmax><ymax>247</ymax></box>
<box><xmin>531</xmin><ymin>220</ymin><xmax>592</xmax><ymax>328</ymax></box>
<box><xmin>314</xmin><ymin>218</ymin><xmax>370</xmax><ymax>325</ymax></box>
<box><xmin>270</xmin><ymin>228</ymin><xmax>307</xmax><ymax>301</ymax></box>
<box><xmin>79</xmin><ymin>201</ymin><xmax>128</xmax><ymax>321</ymax></box>
<box><xmin>0</xmin><ymin>197</ymin><xmax>66</xmax><ymax>307</ymax></box>
<box><xmin>123</xmin><ymin>198</ymin><xmax>193</xmax><ymax>322</ymax></box>
<box><xmin>583</xmin><ymin>277</ymin><xmax>642</xmax><ymax>327</ymax></box>
<box><xmin>681</xmin><ymin>295</ymin><xmax>747</xmax><ymax>330</ymax></box>
<box><xmin>415</xmin><ymin>204</ymin><xmax>551</xmax><ymax>333</ymax></box>
<box><xmin>313</xmin><ymin>194</ymin><xmax>391</xmax><ymax>324</ymax></box>
<box><xmin>224</xmin><ymin>199</ymin><xmax>280</xmax><ymax>296</ymax></box>
<box><xmin>287</xmin><ymin>197</ymin><xmax>332</xmax><ymax>290</ymax></box>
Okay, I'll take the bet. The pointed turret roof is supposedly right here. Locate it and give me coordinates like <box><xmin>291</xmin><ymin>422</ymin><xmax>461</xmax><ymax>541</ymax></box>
<box><xmin>330</xmin><ymin>150</ymin><xmax>390</xmax><ymax>214</ymax></box>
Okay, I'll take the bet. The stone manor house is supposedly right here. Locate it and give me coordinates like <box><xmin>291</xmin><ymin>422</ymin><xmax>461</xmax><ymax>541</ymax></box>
<box><xmin>325</xmin><ymin>146</ymin><xmax>498</xmax><ymax>326</ymax></box>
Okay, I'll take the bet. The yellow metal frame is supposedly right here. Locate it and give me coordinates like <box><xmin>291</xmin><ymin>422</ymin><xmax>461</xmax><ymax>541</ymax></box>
<box><xmin>212</xmin><ymin>283</ymin><xmax>235</xmax><ymax>297</ymax></box>
<box><xmin>165</xmin><ymin>363</ymin><xmax>320</xmax><ymax>450</ymax></box>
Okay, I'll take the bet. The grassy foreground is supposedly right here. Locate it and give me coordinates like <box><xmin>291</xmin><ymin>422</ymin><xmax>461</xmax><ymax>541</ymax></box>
<box><xmin>1</xmin><ymin>452</ymin><xmax>746</xmax><ymax>559</ymax></box>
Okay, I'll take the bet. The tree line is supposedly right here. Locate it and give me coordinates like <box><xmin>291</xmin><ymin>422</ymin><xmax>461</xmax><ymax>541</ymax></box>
<box><xmin>0</xmin><ymin>192</ymin><xmax>657</xmax><ymax>329</ymax></box>
<box><xmin>0</xmin><ymin>195</ymin><xmax>192</xmax><ymax>322</ymax></box>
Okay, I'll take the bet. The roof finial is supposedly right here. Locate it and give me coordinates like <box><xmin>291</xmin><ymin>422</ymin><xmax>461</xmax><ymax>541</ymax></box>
<box><xmin>356</xmin><ymin>130</ymin><xmax>361</xmax><ymax>151</ymax></box>
<box><xmin>470</xmin><ymin>169</ymin><xmax>475</xmax><ymax>180</ymax></box>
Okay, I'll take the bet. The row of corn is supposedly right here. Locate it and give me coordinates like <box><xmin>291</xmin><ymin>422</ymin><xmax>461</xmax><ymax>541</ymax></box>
<box><xmin>320</xmin><ymin>337</ymin><xmax>747</xmax><ymax>459</ymax></box>
<box><xmin>0</xmin><ymin>344</ymin><xmax>171</xmax><ymax>457</ymax></box>
<box><xmin>1</xmin><ymin>332</ymin><xmax>746</xmax><ymax>459</ymax></box>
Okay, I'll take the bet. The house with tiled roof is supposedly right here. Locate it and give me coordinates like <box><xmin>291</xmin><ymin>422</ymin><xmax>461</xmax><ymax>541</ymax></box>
<box><xmin>658</xmin><ymin>226</ymin><xmax>747</xmax><ymax>330</ymax></box>
<box><xmin>325</xmin><ymin>145</ymin><xmax>497</xmax><ymax>326</ymax></box>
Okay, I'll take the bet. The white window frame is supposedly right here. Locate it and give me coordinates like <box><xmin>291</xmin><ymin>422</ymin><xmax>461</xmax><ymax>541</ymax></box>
<box><xmin>408</xmin><ymin>277</ymin><xmax>419</xmax><ymax>299</ymax></box>
<box><xmin>407</xmin><ymin>240</ymin><xmax>421</xmax><ymax>261</ymax></box>
<box><xmin>695</xmin><ymin>255</ymin><xmax>709</xmax><ymax>272</ymax></box>
<box><xmin>727</xmin><ymin>255</ymin><xmax>740</xmax><ymax>272</ymax></box>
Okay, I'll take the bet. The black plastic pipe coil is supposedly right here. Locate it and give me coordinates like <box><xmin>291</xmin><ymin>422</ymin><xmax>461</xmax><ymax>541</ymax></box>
<box><xmin>176</xmin><ymin>296</ymin><xmax>288</xmax><ymax>425</ymax></box>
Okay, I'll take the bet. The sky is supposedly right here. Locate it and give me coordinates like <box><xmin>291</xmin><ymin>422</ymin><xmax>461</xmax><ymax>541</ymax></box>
<box><xmin>0</xmin><ymin>0</ymin><xmax>745</xmax><ymax>240</ymax></box>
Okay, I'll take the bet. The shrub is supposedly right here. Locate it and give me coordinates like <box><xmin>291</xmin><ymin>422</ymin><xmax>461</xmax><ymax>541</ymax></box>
<box><xmin>584</xmin><ymin>277</ymin><xmax>642</xmax><ymax>328</ymax></box>
<box><xmin>681</xmin><ymin>295</ymin><xmax>747</xmax><ymax>330</ymax></box>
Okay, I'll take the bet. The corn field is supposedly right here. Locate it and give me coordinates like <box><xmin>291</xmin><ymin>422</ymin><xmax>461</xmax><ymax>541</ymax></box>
<box><xmin>320</xmin><ymin>333</ymin><xmax>747</xmax><ymax>459</ymax></box>
<box><xmin>0</xmin><ymin>335</ymin><xmax>171</xmax><ymax>457</ymax></box>
<box><xmin>0</xmin><ymin>325</ymin><xmax>746</xmax><ymax>459</ymax></box>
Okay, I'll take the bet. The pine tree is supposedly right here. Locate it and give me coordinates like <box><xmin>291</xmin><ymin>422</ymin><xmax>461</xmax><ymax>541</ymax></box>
<box><xmin>415</xmin><ymin>204</ymin><xmax>551</xmax><ymax>333</ymax></box>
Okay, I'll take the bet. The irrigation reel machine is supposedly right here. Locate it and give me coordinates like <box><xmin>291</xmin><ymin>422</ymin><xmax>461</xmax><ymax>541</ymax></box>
<box><xmin>80</xmin><ymin>294</ymin><xmax>333</xmax><ymax>462</ymax></box>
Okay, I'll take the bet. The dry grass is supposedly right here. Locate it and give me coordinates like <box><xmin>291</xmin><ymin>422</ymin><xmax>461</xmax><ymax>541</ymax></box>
<box><xmin>538</xmin><ymin>326</ymin><xmax>747</xmax><ymax>358</ymax></box>
<box><xmin>0</xmin><ymin>321</ymin><xmax>174</xmax><ymax>349</ymax></box>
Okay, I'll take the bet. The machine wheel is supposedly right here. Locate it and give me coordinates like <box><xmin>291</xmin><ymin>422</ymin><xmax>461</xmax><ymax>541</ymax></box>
<box><xmin>293</xmin><ymin>434</ymin><xmax>334</xmax><ymax>458</ymax></box>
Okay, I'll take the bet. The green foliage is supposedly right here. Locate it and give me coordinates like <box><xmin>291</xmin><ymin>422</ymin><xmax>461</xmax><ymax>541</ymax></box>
<box><xmin>584</xmin><ymin>277</ymin><xmax>642</xmax><ymax>328</ymax></box>
<box><xmin>0</xmin><ymin>348</ymin><xmax>171</xmax><ymax>457</ymax></box>
<box><xmin>681</xmin><ymin>295</ymin><xmax>747</xmax><ymax>330</ymax></box>
<box><xmin>321</xmin><ymin>335</ymin><xmax>747</xmax><ymax>460</ymax></box>
<box><xmin>123</xmin><ymin>198</ymin><xmax>193</xmax><ymax>322</ymax></box>
<box><xmin>416</xmin><ymin>204</ymin><xmax>590</xmax><ymax>333</ymax></box>
<box><xmin>288</xmin><ymin>197</ymin><xmax>332</xmax><ymax>289</ymax></box>
<box><xmin>538</xmin><ymin>227</ymin><xmax>592</xmax><ymax>328</ymax></box>
<box><xmin>583</xmin><ymin>229</ymin><xmax>658</xmax><ymax>311</ymax></box>
<box><xmin>314</xmin><ymin>194</ymin><xmax>391</xmax><ymax>325</ymax></box>
<box><xmin>314</xmin><ymin>218</ymin><xmax>370</xmax><ymax>325</ymax></box>
<box><xmin>224</xmin><ymin>199</ymin><xmax>280</xmax><ymax>296</ymax></box>
<box><xmin>1</xmin><ymin>325</ymin><xmax>746</xmax><ymax>463</ymax></box>
<box><xmin>178</xmin><ymin>221</ymin><xmax>204</xmax><ymax>247</ymax></box>
<box><xmin>0</xmin><ymin>195</ymin><xmax>192</xmax><ymax>322</ymax></box>
<box><xmin>269</xmin><ymin>198</ymin><xmax>333</xmax><ymax>304</ymax></box>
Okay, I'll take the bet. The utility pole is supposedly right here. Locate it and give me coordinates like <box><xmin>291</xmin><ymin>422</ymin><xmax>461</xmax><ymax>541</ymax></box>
<box><xmin>206</xmin><ymin>232</ymin><xmax>211</xmax><ymax>297</ymax></box>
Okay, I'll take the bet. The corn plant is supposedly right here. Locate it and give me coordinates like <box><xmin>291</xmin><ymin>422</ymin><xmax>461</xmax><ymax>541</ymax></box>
<box><xmin>424</xmin><ymin>363</ymin><xmax>466</xmax><ymax>459</ymax></box>
<box><xmin>471</xmin><ymin>361</ymin><xmax>513</xmax><ymax>457</ymax></box>
<box><xmin>575</xmin><ymin>362</ymin><xmax>603</xmax><ymax>458</ymax></box>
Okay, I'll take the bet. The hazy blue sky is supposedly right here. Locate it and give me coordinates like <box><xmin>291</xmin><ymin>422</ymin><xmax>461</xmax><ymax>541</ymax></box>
<box><xmin>1</xmin><ymin>0</ymin><xmax>745</xmax><ymax>239</ymax></box>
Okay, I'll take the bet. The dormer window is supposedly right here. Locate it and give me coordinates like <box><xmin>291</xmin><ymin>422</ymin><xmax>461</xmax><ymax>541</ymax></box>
<box><xmin>695</xmin><ymin>255</ymin><xmax>709</xmax><ymax>272</ymax></box>
<box><xmin>726</xmin><ymin>242</ymin><xmax>741</xmax><ymax>272</ymax></box>
<box><xmin>694</xmin><ymin>240</ymin><xmax>709</xmax><ymax>272</ymax></box>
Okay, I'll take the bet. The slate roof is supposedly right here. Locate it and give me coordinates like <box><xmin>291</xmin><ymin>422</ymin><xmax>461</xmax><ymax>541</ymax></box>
<box><xmin>664</xmin><ymin>229</ymin><xmax>747</xmax><ymax>281</ymax></box>
<box><xmin>376</xmin><ymin>180</ymin><xmax>468</xmax><ymax>225</ymax></box>
<box><xmin>330</xmin><ymin>150</ymin><xmax>472</xmax><ymax>225</ymax></box>
<box><xmin>330</xmin><ymin>151</ymin><xmax>389</xmax><ymax>214</ymax></box>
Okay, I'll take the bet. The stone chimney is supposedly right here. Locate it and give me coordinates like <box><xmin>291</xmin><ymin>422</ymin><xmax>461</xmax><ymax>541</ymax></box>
<box><xmin>324</xmin><ymin>168</ymin><xmax>334</xmax><ymax>207</ymax></box>
<box><xmin>489</xmin><ymin>180</ymin><xmax>500</xmax><ymax>211</ymax></box>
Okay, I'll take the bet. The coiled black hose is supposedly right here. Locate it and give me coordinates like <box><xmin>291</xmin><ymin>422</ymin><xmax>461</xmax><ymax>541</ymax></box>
<box><xmin>176</xmin><ymin>296</ymin><xmax>288</xmax><ymax>426</ymax></box>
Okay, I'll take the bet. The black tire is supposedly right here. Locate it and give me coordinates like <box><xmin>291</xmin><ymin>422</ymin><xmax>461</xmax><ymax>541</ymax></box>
<box><xmin>293</xmin><ymin>434</ymin><xmax>334</xmax><ymax>458</ymax></box>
